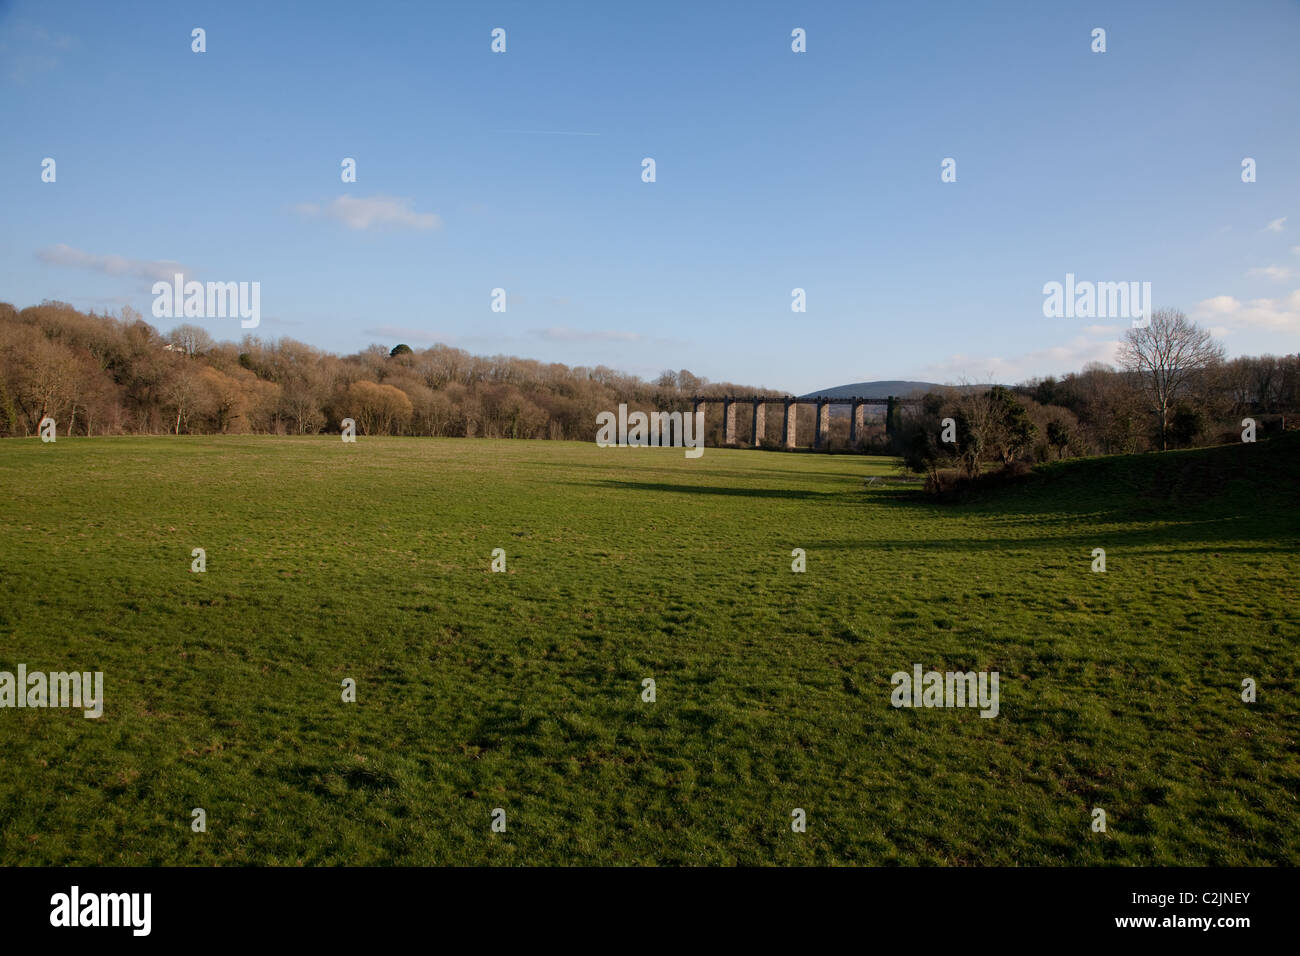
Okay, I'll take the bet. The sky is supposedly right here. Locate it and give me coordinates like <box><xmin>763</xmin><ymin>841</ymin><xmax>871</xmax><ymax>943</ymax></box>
<box><xmin>2</xmin><ymin>0</ymin><xmax>1298</xmax><ymax>395</ymax></box>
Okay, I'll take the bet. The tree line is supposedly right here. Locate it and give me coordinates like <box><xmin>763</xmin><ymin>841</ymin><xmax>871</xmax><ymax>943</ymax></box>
<box><xmin>0</xmin><ymin>300</ymin><xmax>769</xmax><ymax>441</ymax></box>
<box><xmin>3</xmin><ymin>303</ymin><xmax>1295</xmax><ymax>477</ymax></box>
<box><xmin>894</xmin><ymin>309</ymin><xmax>1298</xmax><ymax>492</ymax></box>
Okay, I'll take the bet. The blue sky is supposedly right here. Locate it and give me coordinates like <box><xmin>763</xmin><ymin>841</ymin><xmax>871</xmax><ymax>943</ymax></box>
<box><xmin>2</xmin><ymin>0</ymin><xmax>1298</xmax><ymax>394</ymax></box>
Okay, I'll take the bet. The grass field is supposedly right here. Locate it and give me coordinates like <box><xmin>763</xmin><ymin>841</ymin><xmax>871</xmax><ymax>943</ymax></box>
<box><xmin>1</xmin><ymin>435</ymin><xmax>1297</xmax><ymax>865</ymax></box>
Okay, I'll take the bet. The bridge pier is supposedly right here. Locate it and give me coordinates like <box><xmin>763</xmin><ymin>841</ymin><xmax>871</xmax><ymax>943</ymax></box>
<box><xmin>782</xmin><ymin>400</ymin><xmax>797</xmax><ymax>449</ymax></box>
<box><xmin>681</xmin><ymin>394</ymin><xmax>918</xmax><ymax>454</ymax></box>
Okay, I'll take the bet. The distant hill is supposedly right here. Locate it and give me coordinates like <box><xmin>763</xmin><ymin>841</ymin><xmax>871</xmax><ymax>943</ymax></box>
<box><xmin>798</xmin><ymin>380</ymin><xmax>947</xmax><ymax>400</ymax></box>
<box><xmin>800</xmin><ymin>380</ymin><xmax>997</xmax><ymax>420</ymax></box>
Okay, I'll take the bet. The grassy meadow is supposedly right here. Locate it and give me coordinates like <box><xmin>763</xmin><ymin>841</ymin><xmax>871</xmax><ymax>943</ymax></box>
<box><xmin>0</xmin><ymin>435</ymin><xmax>1296</xmax><ymax>865</ymax></box>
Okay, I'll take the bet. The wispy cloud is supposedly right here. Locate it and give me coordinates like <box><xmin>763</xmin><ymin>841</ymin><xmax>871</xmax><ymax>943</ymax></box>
<box><xmin>1</xmin><ymin>22</ymin><xmax>78</xmax><ymax>84</ymax></box>
<box><xmin>916</xmin><ymin>336</ymin><xmax>1123</xmax><ymax>384</ymax></box>
<box><xmin>36</xmin><ymin>244</ymin><xmax>189</xmax><ymax>283</ymax></box>
<box><xmin>1247</xmin><ymin>265</ymin><xmax>1293</xmax><ymax>280</ymax></box>
<box><xmin>361</xmin><ymin>324</ymin><xmax>451</xmax><ymax>345</ymax></box>
<box><xmin>67</xmin><ymin>294</ymin><xmax>138</xmax><ymax>309</ymax></box>
<box><xmin>495</xmin><ymin>129</ymin><xmax>602</xmax><ymax>136</ymax></box>
<box><xmin>531</xmin><ymin>327</ymin><xmax>644</xmax><ymax>344</ymax></box>
<box><xmin>295</xmin><ymin>195</ymin><xmax>440</xmax><ymax>231</ymax></box>
<box><xmin>362</xmin><ymin>324</ymin><xmax>669</xmax><ymax>351</ymax></box>
<box><xmin>1265</xmin><ymin>216</ymin><xmax>1287</xmax><ymax>232</ymax></box>
<box><xmin>360</xmin><ymin>325</ymin><xmax>517</xmax><ymax>350</ymax></box>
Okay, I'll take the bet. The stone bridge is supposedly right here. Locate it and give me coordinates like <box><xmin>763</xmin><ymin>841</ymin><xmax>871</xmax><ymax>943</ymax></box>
<box><xmin>688</xmin><ymin>395</ymin><xmax>922</xmax><ymax>449</ymax></box>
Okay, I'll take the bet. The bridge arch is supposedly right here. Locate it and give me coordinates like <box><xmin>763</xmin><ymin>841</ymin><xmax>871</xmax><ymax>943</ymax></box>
<box><xmin>688</xmin><ymin>395</ymin><xmax>920</xmax><ymax>450</ymax></box>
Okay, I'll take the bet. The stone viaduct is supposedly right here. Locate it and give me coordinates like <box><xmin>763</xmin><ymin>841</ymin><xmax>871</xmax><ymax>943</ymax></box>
<box><xmin>688</xmin><ymin>395</ymin><xmax>921</xmax><ymax>450</ymax></box>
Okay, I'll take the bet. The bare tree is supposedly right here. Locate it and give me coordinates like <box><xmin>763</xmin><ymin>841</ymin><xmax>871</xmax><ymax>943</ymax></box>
<box><xmin>1118</xmin><ymin>309</ymin><xmax>1225</xmax><ymax>450</ymax></box>
<box><xmin>346</xmin><ymin>380</ymin><xmax>413</xmax><ymax>435</ymax></box>
<box><xmin>163</xmin><ymin>361</ymin><xmax>205</xmax><ymax>434</ymax></box>
<box><xmin>166</xmin><ymin>324</ymin><xmax>216</xmax><ymax>358</ymax></box>
<box><xmin>12</xmin><ymin>334</ymin><xmax>79</xmax><ymax>432</ymax></box>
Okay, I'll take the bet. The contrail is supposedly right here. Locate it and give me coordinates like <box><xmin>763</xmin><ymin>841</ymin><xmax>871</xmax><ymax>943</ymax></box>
<box><xmin>496</xmin><ymin>129</ymin><xmax>602</xmax><ymax>136</ymax></box>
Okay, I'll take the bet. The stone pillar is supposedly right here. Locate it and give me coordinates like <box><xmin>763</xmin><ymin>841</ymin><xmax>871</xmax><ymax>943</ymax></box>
<box><xmin>850</xmin><ymin>401</ymin><xmax>865</xmax><ymax>446</ymax></box>
<box><xmin>752</xmin><ymin>400</ymin><xmax>766</xmax><ymax>447</ymax></box>
<box><xmin>815</xmin><ymin>401</ymin><xmax>830</xmax><ymax>449</ymax></box>
<box><xmin>783</xmin><ymin>400</ymin><xmax>797</xmax><ymax>448</ymax></box>
<box><xmin>885</xmin><ymin>396</ymin><xmax>899</xmax><ymax>443</ymax></box>
<box><xmin>723</xmin><ymin>398</ymin><xmax>737</xmax><ymax>446</ymax></box>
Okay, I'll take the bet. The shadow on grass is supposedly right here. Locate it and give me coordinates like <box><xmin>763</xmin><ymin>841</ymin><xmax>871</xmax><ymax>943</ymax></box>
<box><xmin>871</xmin><ymin>436</ymin><xmax>1300</xmax><ymax>526</ymax></box>
<box><xmin>574</xmin><ymin>479</ymin><xmax>843</xmax><ymax>500</ymax></box>
<box><xmin>528</xmin><ymin>458</ymin><xmax>891</xmax><ymax>483</ymax></box>
<box><xmin>808</xmin><ymin>528</ymin><xmax>1295</xmax><ymax>554</ymax></box>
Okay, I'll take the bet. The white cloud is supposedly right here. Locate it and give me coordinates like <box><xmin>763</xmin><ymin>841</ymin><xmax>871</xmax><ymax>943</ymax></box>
<box><xmin>1265</xmin><ymin>216</ymin><xmax>1287</xmax><ymax>232</ymax></box>
<box><xmin>36</xmin><ymin>244</ymin><xmax>189</xmax><ymax>282</ymax></box>
<box><xmin>296</xmin><ymin>195</ymin><xmax>440</xmax><ymax>231</ymax></box>
<box><xmin>1191</xmin><ymin>290</ymin><xmax>1300</xmax><ymax>332</ymax></box>
<box><xmin>1291</xmin><ymin>246</ymin><xmax>1300</xmax><ymax>256</ymax></box>
<box><xmin>916</xmin><ymin>335</ymin><xmax>1123</xmax><ymax>384</ymax></box>
<box><xmin>1196</xmin><ymin>295</ymin><xmax>1239</xmax><ymax>315</ymax></box>
<box><xmin>1247</xmin><ymin>265</ymin><xmax>1293</xmax><ymax>280</ymax></box>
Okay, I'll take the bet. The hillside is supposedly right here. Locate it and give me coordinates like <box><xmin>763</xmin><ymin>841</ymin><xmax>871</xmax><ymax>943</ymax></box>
<box><xmin>795</xmin><ymin>379</ymin><xmax>987</xmax><ymax>398</ymax></box>
<box><xmin>971</xmin><ymin>433</ymin><xmax>1300</xmax><ymax>522</ymax></box>
<box><xmin>799</xmin><ymin>380</ymin><xmax>945</xmax><ymax>400</ymax></box>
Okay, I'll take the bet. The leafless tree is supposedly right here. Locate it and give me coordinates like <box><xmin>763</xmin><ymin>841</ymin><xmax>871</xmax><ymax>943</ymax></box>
<box><xmin>1118</xmin><ymin>309</ymin><xmax>1225</xmax><ymax>450</ymax></box>
<box><xmin>166</xmin><ymin>324</ymin><xmax>216</xmax><ymax>358</ymax></box>
<box><xmin>163</xmin><ymin>361</ymin><xmax>205</xmax><ymax>434</ymax></box>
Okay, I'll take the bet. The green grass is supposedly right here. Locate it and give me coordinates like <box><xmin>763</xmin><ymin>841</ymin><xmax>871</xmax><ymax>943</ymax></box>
<box><xmin>0</xmin><ymin>435</ymin><xmax>1296</xmax><ymax>865</ymax></box>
